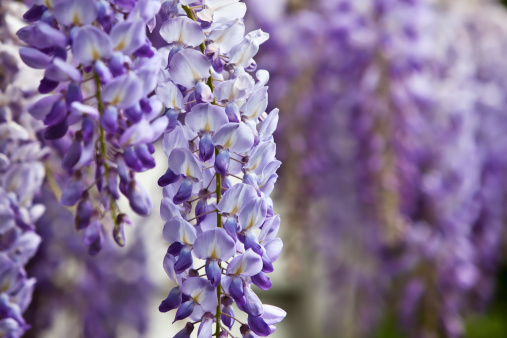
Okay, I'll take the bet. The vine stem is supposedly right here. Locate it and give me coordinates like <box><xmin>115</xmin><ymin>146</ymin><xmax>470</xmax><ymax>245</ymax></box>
<box><xmin>94</xmin><ymin>73</ymin><xmax>117</xmax><ymax>225</ymax></box>
<box><xmin>182</xmin><ymin>5</ymin><xmax>222</xmax><ymax>336</ymax></box>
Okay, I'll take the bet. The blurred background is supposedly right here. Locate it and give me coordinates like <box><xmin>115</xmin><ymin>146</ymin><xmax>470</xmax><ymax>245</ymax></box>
<box><xmin>4</xmin><ymin>0</ymin><xmax>507</xmax><ymax>337</ymax></box>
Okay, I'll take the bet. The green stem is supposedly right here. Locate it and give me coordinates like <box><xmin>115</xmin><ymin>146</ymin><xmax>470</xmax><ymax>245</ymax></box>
<box><xmin>215</xmin><ymin>148</ymin><xmax>222</xmax><ymax>337</ymax></box>
<box><xmin>183</xmin><ymin>5</ymin><xmax>222</xmax><ymax>335</ymax></box>
<box><xmin>94</xmin><ymin>73</ymin><xmax>117</xmax><ymax>225</ymax></box>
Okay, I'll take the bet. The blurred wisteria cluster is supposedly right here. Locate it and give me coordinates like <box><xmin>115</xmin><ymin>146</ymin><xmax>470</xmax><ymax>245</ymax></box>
<box><xmin>2</xmin><ymin>0</ymin><xmax>507</xmax><ymax>337</ymax></box>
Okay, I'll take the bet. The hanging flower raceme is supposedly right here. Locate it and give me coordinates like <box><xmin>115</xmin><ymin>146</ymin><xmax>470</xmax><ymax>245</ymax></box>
<box><xmin>0</xmin><ymin>3</ymin><xmax>46</xmax><ymax>335</ymax></box>
<box><xmin>153</xmin><ymin>1</ymin><xmax>285</xmax><ymax>336</ymax></box>
<box><xmin>17</xmin><ymin>0</ymin><xmax>166</xmax><ymax>254</ymax></box>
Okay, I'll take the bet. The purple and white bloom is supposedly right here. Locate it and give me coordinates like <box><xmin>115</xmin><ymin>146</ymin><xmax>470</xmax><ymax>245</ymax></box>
<box><xmin>0</xmin><ymin>6</ymin><xmax>46</xmax><ymax>333</ymax></box>
<box><xmin>153</xmin><ymin>0</ymin><xmax>284</xmax><ymax>336</ymax></box>
<box><xmin>18</xmin><ymin>0</ymin><xmax>166</xmax><ymax>252</ymax></box>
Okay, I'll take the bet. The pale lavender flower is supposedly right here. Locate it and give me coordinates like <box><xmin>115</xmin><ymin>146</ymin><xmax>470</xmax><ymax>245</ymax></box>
<box><xmin>18</xmin><ymin>0</ymin><xmax>166</xmax><ymax>253</ymax></box>
<box><xmin>152</xmin><ymin>1</ymin><xmax>285</xmax><ymax>336</ymax></box>
<box><xmin>0</xmin><ymin>3</ymin><xmax>46</xmax><ymax>334</ymax></box>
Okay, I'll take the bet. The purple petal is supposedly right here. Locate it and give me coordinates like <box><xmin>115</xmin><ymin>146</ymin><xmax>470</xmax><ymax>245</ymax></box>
<box><xmin>160</xmin><ymin>17</ymin><xmax>205</xmax><ymax>47</ymax></box>
<box><xmin>62</xmin><ymin>140</ymin><xmax>82</xmax><ymax>170</ymax></box>
<box><xmin>197</xmin><ymin>313</ymin><xmax>214</xmax><ymax>338</ymax></box>
<box><xmin>28</xmin><ymin>95</ymin><xmax>62</xmax><ymax>120</ymax></box>
<box><xmin>38</xmin><ymin>77</ymin><xmax>59</xmax><ymax>94</ymax></box>
<box><xmin>259</xmin><ymin>108</ymin><xmax>279</xmax><ymax>141</ymax></box>
<box><xmin>173</xmin><ymin>178</ymin><xmax>194</xmax><ymax>205</ymax></box>
<box><xmin>156</xmin><ymin>81</ymin><xmax>184</xmax><ymax>110</ymax></box>
<box><xmin>174</xmin><ymin>246</ymin><xmax>194</xmax><ymax>274</ymax></box>
<box><xmin>243</xmin><ymin>287</ymin><xmax>263</xmax><ymax>317</ymax></box>
<box><xmin>168</xmin><ymin>148</ymin><xmax>203</xmax><ymax>180</ymax></box>
<box><xmin>169</xmin><ymin>49</ymin><xmax>211</xmax><ymax>88</ymax></box>
<box><xmin>174</xmin><ymin>322</ymin><xmax>194</xmax><ymax>338</ymax></box>
<box><xmin>83</xmin><ymin>220</ymin><xmax>103</xmax><ymax>256</ymax></box>
<box><xmin>264</xmin><ymin>238</ymin><xmax>283</xmax><ymax>263</ymax></box>
<box><xmin>101</xmin><ymin>106</ymin><xmax>118</xmax><ymax>134</ymax></box>
<box><xmin>226</xmin><ymin>249</ymin><xmax>262</xmax><ymax>277</ymax></box>
<box><xmin>128</xmin><ymin>181</ymin><xmax>153</xmax><ymax>215</ymax></box>
<box><xmin>223</xmin><ymin>217</ymin><xmax>238</xmax><ymax>242</ymax></box>
<box><xmin>72</xmin><ymin>25</ymin><xmax>113</xmax><ymax>65</ymax></box>
<box><xmin>208</xmin><ymin>20</ymin><xmax>245</xmax><ymax>53</ymax></box>
<box><xmin>205</xmin><ymin>260</ymin><xmax>222</xmax><ymax>287</ymax></box>
<box><xmin>60</xmin><ymin>180</ymin><xmax>83</xmax><ymax>206</ymax></box>
<box><xmin>212</xmin><ymin>123</ymin><xmax>254</xmax><ymax>153</ymax></box>
<box><xmin>199</xmin><ymin>133</ymin><xmax>215</xmax><ymax>162</ymax></box>
<box><xmin>120</xmin><ymin>119</ymin><xmax>154</xmax><ymax>146</ymax></box>
<box><xmin>217</xmin><ymin>183</ymin><xmax>257</xmax><ymax>215</ymax></box>
<box><xmin>241</xmin><ymin>87</ymin><xmax>268</xmax><ymax>121</ymax></box>
<box><xmin>163</xmin><ymin>216</ymin><xmax>196</xmax><ymax>245</ymax></box>
<box><xmin>229</xmin><ymin>276</ymin><xmax>245</xmax><ymax>306</ymax></box>
<box><xmin>111</xmin><ymin>19</ymin><xmax>146</xmax><ymax>54</ymax></box>
<box><xmin>158</xmin><ymin>168</ymin><xmax>180</xmax><ymax>187</ymax></box>
<box><xmin>19</xmin><ymin>47</ymin><xmax>51</xmax><ymax>69</ymax></box>
<box><xmin>159</xmin><ymin>286</ymin><xmax>182</xmax><ymax>313</ymax></box>
<box><xmin>261</xmin><ymin>305</ymin><xmax>286</xmax><ymax>325</ymax></box>
<box><xmin>195</xmin><ymin>82</ymin><xmax>214</xmax><ymax>103</ymax></box>
<box><xmin>53</xmin><ymin>0</ymin><xmax>97</xmax><ymax>26</ymax></box>
<box><xmin>193</xmin><ymin>228</ymin><xmax>236</xmax><ymax>261</ymax></box>
<box><xmin>251</xmin><ymin>272</ymin><xmax>272</xmax><ymax>290</ymax></box>
<box><xmin>94</xmin><ymin>60</ymin><xmax>112</xmax><ymax>83</ymax></box>
<box><xmin>102</xmin><ymin>73</ymin><xmax>143</xmax><ymax>109</ymax></box>
<box><xmin>214</xmin><ymin>149</ymin><xmax>230</xmax><ymax>177</ymax></box>
<box><xmin>175</xmin><ymin>300</ymin><xmax>195</xmax><ymax>322</ymax></box>
<box><xmin>238</xmin><ymin>198</ymin><xmax>267</xmax><ymax>231</ymax></box>
<box><xmin>180</xmin><ymin>277</ymin><xmax>217</xmax><ymax>313</ymax></box>
<box><xmin>244</xmin><ymin>230</ymin><xmax>262</xmax><ymax>256</ymax></box>
<box><xmin>17</xmin><ymin>22</ymin><xmax>67</xmax><ymax>50</ymax></box>
<box><xmin>221</xmin><ymin>303</ymin><xmax>235</xmax><ymax>329</ymax></box>
<box><xmin>244</xmin><ymin>141</ymin><xmax>276</xmax><ymax>175</ymax></box>
<box><xmin>76</xmin><ymin>197</ymin><xmax>92</xmax><ymax>229</ymax></box>
<box><xmin>248</xmin><ymin>315</ymin><xmax>271</xmax><ymax>337</ymax></box>
<box><xmin>23</xmin><ymin>5</ymin><xmax>45</xmax><ymax>23</ymax></box>
<box><xmin>69</xmin><ymin>102</ymin><xmax>100</xmax><ymax>123</ymax></box>
<box><xmin>185</xmin><ymin>103</ymin><xmax>229</xmax><ymax>133</ymax></box>
<box><xmin>43</xmin><ymin>100</ymin><xmax>66</xmax><ymax>126</ymax></box>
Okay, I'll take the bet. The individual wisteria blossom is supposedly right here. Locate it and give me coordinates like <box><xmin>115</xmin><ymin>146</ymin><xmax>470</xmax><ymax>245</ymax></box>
<box><xmin>17</xmin><ymin>0</ymin><xmax>166</xmax><ymax>253</ymax></box>
<box><xmin>0</xmin><ymin>2</ymin><xmax>46</xmax><ymax>335</ymax></box>
<box><xmin>250</xmin><ymin>0</ymin><xmax>507</xmax><ymax>337</ymax></box>
<box><xmin>152</xmin><ymin>1</ymin><xmax>285</xmax><ymax>336</ymax></box>
<box><xmin>24</xmin><ymin>186</ymin><xmax>153</xmax><ymax>338</ymax></box>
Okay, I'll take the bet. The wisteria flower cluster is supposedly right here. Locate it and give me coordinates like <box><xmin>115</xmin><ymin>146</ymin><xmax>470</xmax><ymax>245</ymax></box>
<box><xmin>150</xmin><ymin>1</ymin><xmax>285</xmax><ymax>337</ymax></box>
<box><xmin>10</xmin><ymin>0</ymin><xmax>286</xmax><ymax>337</ymax></box>
<box><xmin>18</xmin><ymin>0</ymin><xmax>166</xmax><ymax>253</ymax></box>
<box><xmin>0</xmin><ymin>7</ymin><xmax>45</xmax><ymax>335</ymax></box>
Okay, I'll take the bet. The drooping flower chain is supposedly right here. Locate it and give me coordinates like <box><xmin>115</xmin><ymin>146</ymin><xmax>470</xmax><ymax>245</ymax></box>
<box><xmin>0</xmin><ymin>3</ymin><xmax>45</xmax><ymax>335</ymax></box>
<box><xmin>153</xmin><ymin>1</ymin><xmax>285</xmax><ymax>337</ymax></box>
<box><xmin>18</xmin><ymin>0</ymin><xmax>166</xmax><ymax>254</ymax></box>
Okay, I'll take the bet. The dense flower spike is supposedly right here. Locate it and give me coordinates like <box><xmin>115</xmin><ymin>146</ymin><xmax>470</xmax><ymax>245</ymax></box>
<box><xmin>0</xmin><ymin>2</ymin><xmax>46</xmax><ymax>335</ymax></box>
<box><xmin>18</xmin><ymin>0</ymin><xmax>166</xmax><ymax>253</ymax></box>
<box><xmin>154</xmin><ymin>1</ymin><xmax>285</xmax><ymax>336</ymax></box>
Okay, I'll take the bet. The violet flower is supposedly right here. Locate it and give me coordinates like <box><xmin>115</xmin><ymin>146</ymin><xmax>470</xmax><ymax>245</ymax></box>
<box><xmin>18</xmin><ymin>0</ymin><xmax>166</xmax><ymax>253</ymax></box>
<box><xmin>0</xmin><ymin>3</ymin><xmax>46</xmax><ymax>335</ymax></box>
<box><xmin>153</xmin><ymin>1</ymin><xmax>285</xmax><ymax>336</ymax></box>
